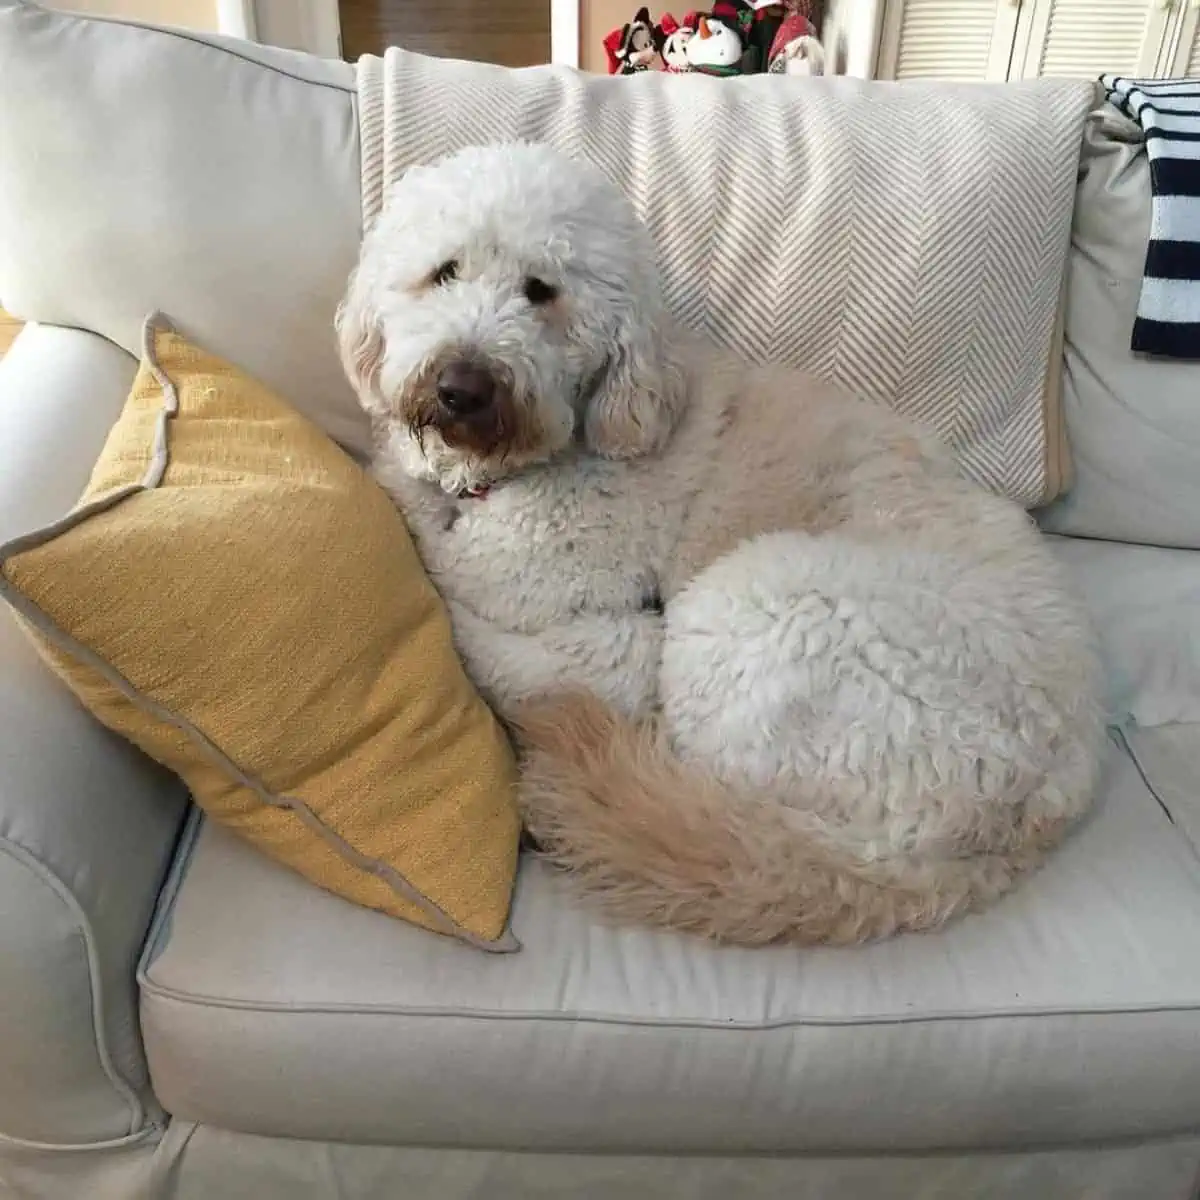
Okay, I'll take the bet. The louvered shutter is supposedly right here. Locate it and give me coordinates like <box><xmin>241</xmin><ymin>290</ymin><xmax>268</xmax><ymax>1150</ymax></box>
<box><xmin>877</xmin><ymin>0</ymin><xmax>1018</xmax><ymax>81</ymax></box>
<box><xmin>1014</xmin><ymin>0</ymin><xmax>1172</xmax><ymax>80</ymax></box>
<box><xmin>1170</xmin><ymin>2</ymin><xmax>1200</xmax><ymax>76</ymax></box>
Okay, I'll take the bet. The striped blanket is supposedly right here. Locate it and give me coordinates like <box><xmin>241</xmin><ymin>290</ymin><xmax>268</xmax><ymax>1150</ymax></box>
<box><xmin>1103</xmin><ymin>75</ymin><xmax>1200</xmax><ymax>359</ymax></box>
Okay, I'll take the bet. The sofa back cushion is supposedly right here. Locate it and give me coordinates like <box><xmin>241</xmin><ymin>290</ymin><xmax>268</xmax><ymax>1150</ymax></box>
<box><xmin>1038</xmin><ymin>107</ymin><xmax>1200</xmax><ymax>548</ymax></box>
<box><xmin>3</xmin><ymin>4</ymin><xmax>1194</xmax><ymax>543</ymax></box>
<box><xmin>2</xmin><ymin>3</ymin><xmax>1097</xmax><ymax>512</ymax></box>
<box><xmin>0</xmin><ymin>2</ymin><xmax>370</xmax><ymax>454</ymax></box>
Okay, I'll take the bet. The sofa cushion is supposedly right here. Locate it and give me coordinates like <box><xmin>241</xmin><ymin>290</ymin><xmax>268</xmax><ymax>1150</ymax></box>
<box><xmin>0</xmin><ymin>1</ymin><xmax>368</xmax><ymax>454</ymax></box>
<box><xmin>2</xmin><ymin>4</ymin><xmax>1097</xmax><ymax>510</ymax></box>
<box><xmin>1045</xmin><ymin>536</ymin><xmax>1200</xmax><ymax>728</ymax></box>
<box><xmin>1037</xmin><ymin>105</ymin><xmax>1200</xmax><ymax>549</ymax></box>
<box><xmin>0</xmin><ymin>318</ymin><xmax>520</xmax><ymax>950</ymax></box>
<box><xmin>138</xmin><ymin>733</ymin><xmax>1200</xmax><ymax>1155</ymax></box>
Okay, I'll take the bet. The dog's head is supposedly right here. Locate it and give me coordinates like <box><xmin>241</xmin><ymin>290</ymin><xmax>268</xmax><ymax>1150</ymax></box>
<box><xmin>336</xmin><ymin>142</ymin><xmax>684</xmax><ymax>496</ymax></box>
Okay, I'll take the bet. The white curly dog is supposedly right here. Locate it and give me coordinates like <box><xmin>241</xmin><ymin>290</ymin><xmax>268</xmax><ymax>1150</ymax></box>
<box><xmin>337</xmin><ymin>141</ymin><xmax>1104</xmax><ymax>946</ymax></box>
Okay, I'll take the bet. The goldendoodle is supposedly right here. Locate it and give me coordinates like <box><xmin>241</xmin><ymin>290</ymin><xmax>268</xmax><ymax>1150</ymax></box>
<box><xmin>337</xmin><ymin>141</ymin><xmax>1103</xmax><ymax>946</ymax></box>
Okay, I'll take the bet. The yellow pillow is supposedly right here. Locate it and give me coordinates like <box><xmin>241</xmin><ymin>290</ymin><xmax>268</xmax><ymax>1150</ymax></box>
<box><xmin>0</xmin><ymin>315</ymin><xmax>520</xmax><ymax>952</ymax></box>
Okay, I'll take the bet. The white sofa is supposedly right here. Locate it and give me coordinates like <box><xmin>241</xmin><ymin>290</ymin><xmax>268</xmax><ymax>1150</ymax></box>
<box><xmin>1</xmin><ymin>3</ymin><xmax>1199</xmax><ymax>1198</ymax></box>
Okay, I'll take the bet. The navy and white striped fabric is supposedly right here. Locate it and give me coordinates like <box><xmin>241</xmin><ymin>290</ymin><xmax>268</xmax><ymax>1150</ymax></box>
<box><xmin>1102</xmin><ymin>75</ymin><xmax>1200</xmax><ymax>359</ymax></box>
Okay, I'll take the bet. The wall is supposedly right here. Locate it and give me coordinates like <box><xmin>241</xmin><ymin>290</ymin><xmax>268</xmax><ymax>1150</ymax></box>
<box><xmin>48</xmin><ymin>1</ymin><xmax>219</xmax><ymax>30</ymax></box>
<box><xmin>580</xmin><ymin>0</ymin><xmax>633</xmax><ymax>73</ymax></box>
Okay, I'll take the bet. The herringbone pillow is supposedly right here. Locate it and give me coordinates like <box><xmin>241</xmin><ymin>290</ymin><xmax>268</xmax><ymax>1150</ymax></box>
<box><xmin>358</xmin><ymin>53</ymin><xmax>1096</xmax><ymax>507</ymax></box>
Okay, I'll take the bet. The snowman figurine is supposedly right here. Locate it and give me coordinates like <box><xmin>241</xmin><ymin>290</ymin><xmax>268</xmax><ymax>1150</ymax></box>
<box><xmin>684</xmin><ymin>15</ymin><xmax>745</xmax><ymax>75</ymax></box>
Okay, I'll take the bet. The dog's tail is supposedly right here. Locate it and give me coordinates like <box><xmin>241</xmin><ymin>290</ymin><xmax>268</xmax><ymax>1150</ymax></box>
<box><xmin>513</xmin><ymin>692</ymin><xmax>1063</xmax><ymax>946</ymax></box>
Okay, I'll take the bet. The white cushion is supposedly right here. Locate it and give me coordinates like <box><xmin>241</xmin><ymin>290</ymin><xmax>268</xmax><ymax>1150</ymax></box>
<box><xmin>0</xmin><ymin>1</ymin><xmax>369</xmax><ymax>454</ymax></box>
<box><xmin>5</xmin><ymin>4</ymin><xmax>1197</xmax><ymax>547</ymax></box>
<box><xmin>139</xmin><ymin>735</ymin><xmax>1200</xmax><ymax>1154</ymax></box>
<box><xmin>1038</xmin><ymin>107</ymin><xmax>1200</xmax><ymax>548</ymax></box>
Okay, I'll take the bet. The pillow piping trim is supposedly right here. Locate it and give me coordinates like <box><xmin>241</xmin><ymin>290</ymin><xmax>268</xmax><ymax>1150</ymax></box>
<box><xmin>0</xmin><ymin>311</ymin><xmax>519</xmax><ymax>955</ymax></box>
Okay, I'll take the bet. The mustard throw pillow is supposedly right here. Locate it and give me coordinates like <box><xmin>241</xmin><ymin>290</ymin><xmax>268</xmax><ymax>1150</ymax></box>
<box><xmin>0</xmin><ymin>315</ymin><xmax>520</xmax><ymax>951</ymax></box>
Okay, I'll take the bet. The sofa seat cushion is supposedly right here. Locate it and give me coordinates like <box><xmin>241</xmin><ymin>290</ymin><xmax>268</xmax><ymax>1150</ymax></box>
<box><xmin>1124</xmin><ymin>724</ymin><xmax>1200</xmax><ymax>862</ymax></box>
<box><xmin>138</xmin><ymin>735</ymin><xmax>1200</xmax><ymax>1155</ymax></box>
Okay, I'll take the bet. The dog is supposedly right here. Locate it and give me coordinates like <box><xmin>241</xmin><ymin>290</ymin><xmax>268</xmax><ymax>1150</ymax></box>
<box><xmin>337</xmin><ymin>142</ymin><xmax>1104</xmax><ymax>946</ymax></box>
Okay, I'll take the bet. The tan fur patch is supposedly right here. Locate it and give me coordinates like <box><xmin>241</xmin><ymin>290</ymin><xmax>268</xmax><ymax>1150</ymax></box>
<box><xmin>511</xmin><ymin>691</ymin><xmax>1033</xmax><ymax>947</ymax></box>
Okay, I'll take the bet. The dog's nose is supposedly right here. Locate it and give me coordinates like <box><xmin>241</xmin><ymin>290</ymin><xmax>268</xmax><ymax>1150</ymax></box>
<box><xmin>436</xmin><ymin>363</ymin><xmax>496</xmax><ymax>416</ymax></box>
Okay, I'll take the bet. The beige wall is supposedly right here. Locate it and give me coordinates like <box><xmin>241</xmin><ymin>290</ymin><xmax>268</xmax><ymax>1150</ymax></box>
<box><xmin>47</xmin><ymin>1</ymin><xmax>219</xmax><ymax>31</ymax></box>
<box><xmin>581</xmin><ymin>0</ymin><xmax>634</xmax><ymax>73</ymax></box>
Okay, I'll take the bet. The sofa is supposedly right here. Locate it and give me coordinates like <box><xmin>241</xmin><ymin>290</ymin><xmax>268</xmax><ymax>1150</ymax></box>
<box><xmin>1</xmin><ymin>3</ymin><xmax>1199</xmax><ymax>1198</ymax></box>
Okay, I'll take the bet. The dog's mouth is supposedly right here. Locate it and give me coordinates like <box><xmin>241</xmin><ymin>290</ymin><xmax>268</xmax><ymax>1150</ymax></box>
<box><xmin>409</xmin><ymin>397</ymin><xmax>511</xmax><ymax>460</ymax></box>
<box><xmin>399</xmin><ymin>355</ymin><xmax>547</xmax><ymax>468</ymax></box>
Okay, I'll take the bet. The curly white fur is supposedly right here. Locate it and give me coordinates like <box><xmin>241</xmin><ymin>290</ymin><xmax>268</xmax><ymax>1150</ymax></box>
<box><xmin>338</xmin><ymin>142</ymin><xmax>1104</xmax><ymax>946</ymax></box>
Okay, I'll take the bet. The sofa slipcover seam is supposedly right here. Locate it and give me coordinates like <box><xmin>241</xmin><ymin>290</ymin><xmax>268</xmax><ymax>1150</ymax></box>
<box><xmin>0</xmin><ymin>836</ymin><xmax>147</xmax><ymax>1139</ymax></box>
<box><xmin>13</xmin><ymin>5</ymin><xmax>355</xmax><ymax>95</ymax></box>
<box><xmin>134</xmin><ymin>978</ymin><xmax>1200</xmax><ymax>1028</ymax></box>
<box><xmin>351</xmin><ymin>88</ymin><xmax>367</xmax><ymax>241</ymax></box>
<box><xmin>0</xmin><ymin>320</ymin><xmax>145</xmax><ymax>368</ymax></box>
<box><xmin>118</xmin><ymin>1126</ymin><xmax>1200</xmax><ymax>1166</ymax></box>
<box><xmin>139</xmin><ymin>804</ymin><xmax>204</xmax><ymax>977</ymax></box>
<box><xmin>0</xmin><ymin>1121</ymin><xmax>164</xmax><ymax>1155</ymax></box>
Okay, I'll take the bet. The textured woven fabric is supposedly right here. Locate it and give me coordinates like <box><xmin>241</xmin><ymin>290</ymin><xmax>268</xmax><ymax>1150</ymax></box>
<box><xmin>1101</xmin><ymin>75</ymin><xmax>1200</xmax><ymax>360</ymax></box>
<box><xmin>357</xmin><ymin>52</ymin><xmax>1095</xmax><ymax>507</ymax></box>
<box><xmin>0</xmin><ymin>317</ymin><xmax>520</xmax><ymax>951</ymax></box>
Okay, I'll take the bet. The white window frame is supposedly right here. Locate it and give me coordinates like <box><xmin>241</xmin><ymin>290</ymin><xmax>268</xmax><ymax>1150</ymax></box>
<box><xmin>550</xmin><ymin>0</ymin><xmax>580</xmax><ymax>67</ymax></box>
<box><xmin>223</xmin><ymin>0</ymin><xmax>342</xmax><ymax>58</ymax></box>
<box><xmin>215</xmin><ymin>0</ymin><xmax>257</xmax><ymax>41</ymax></box>
<box><xmin>1165</xmin><ymin>0</ymin><xmax>1200</xmax><ymax>75</ymax></box>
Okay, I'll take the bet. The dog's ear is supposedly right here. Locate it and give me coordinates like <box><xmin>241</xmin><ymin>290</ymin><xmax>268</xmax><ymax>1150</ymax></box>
<box><xmin>335</xmin><ymin>268</ymin><xmax>386</xmax><ymax>413</ymax></box>
<box><xmin>585</xmin><ymin>311</ymin><xmax>686</xmax><ymax>460</ymax></box>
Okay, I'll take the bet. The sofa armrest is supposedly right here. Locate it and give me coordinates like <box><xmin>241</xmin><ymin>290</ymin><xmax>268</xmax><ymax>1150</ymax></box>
<box><xmin>0</xmin><ymin>325</ymin><xmax>188</xmax><ymax>1146</ymax></box>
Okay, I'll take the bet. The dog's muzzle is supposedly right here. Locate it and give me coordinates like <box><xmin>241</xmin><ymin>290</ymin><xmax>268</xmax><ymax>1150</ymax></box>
<box><xmin>418</xmin><ymin>357</ymin><xmax>520</xmax><ymax>457</ymax></box>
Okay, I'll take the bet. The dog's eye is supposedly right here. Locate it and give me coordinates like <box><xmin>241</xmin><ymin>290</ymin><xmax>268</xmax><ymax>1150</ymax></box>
<box><xmin>523</xmin><ymin>277</ymin><xmax>559</xmax><ymax>306</ymax></box>
<box><xmin>431</xmin><ymin>260</ymin><xmax>458</xmax><ymax>287</ymax></box>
